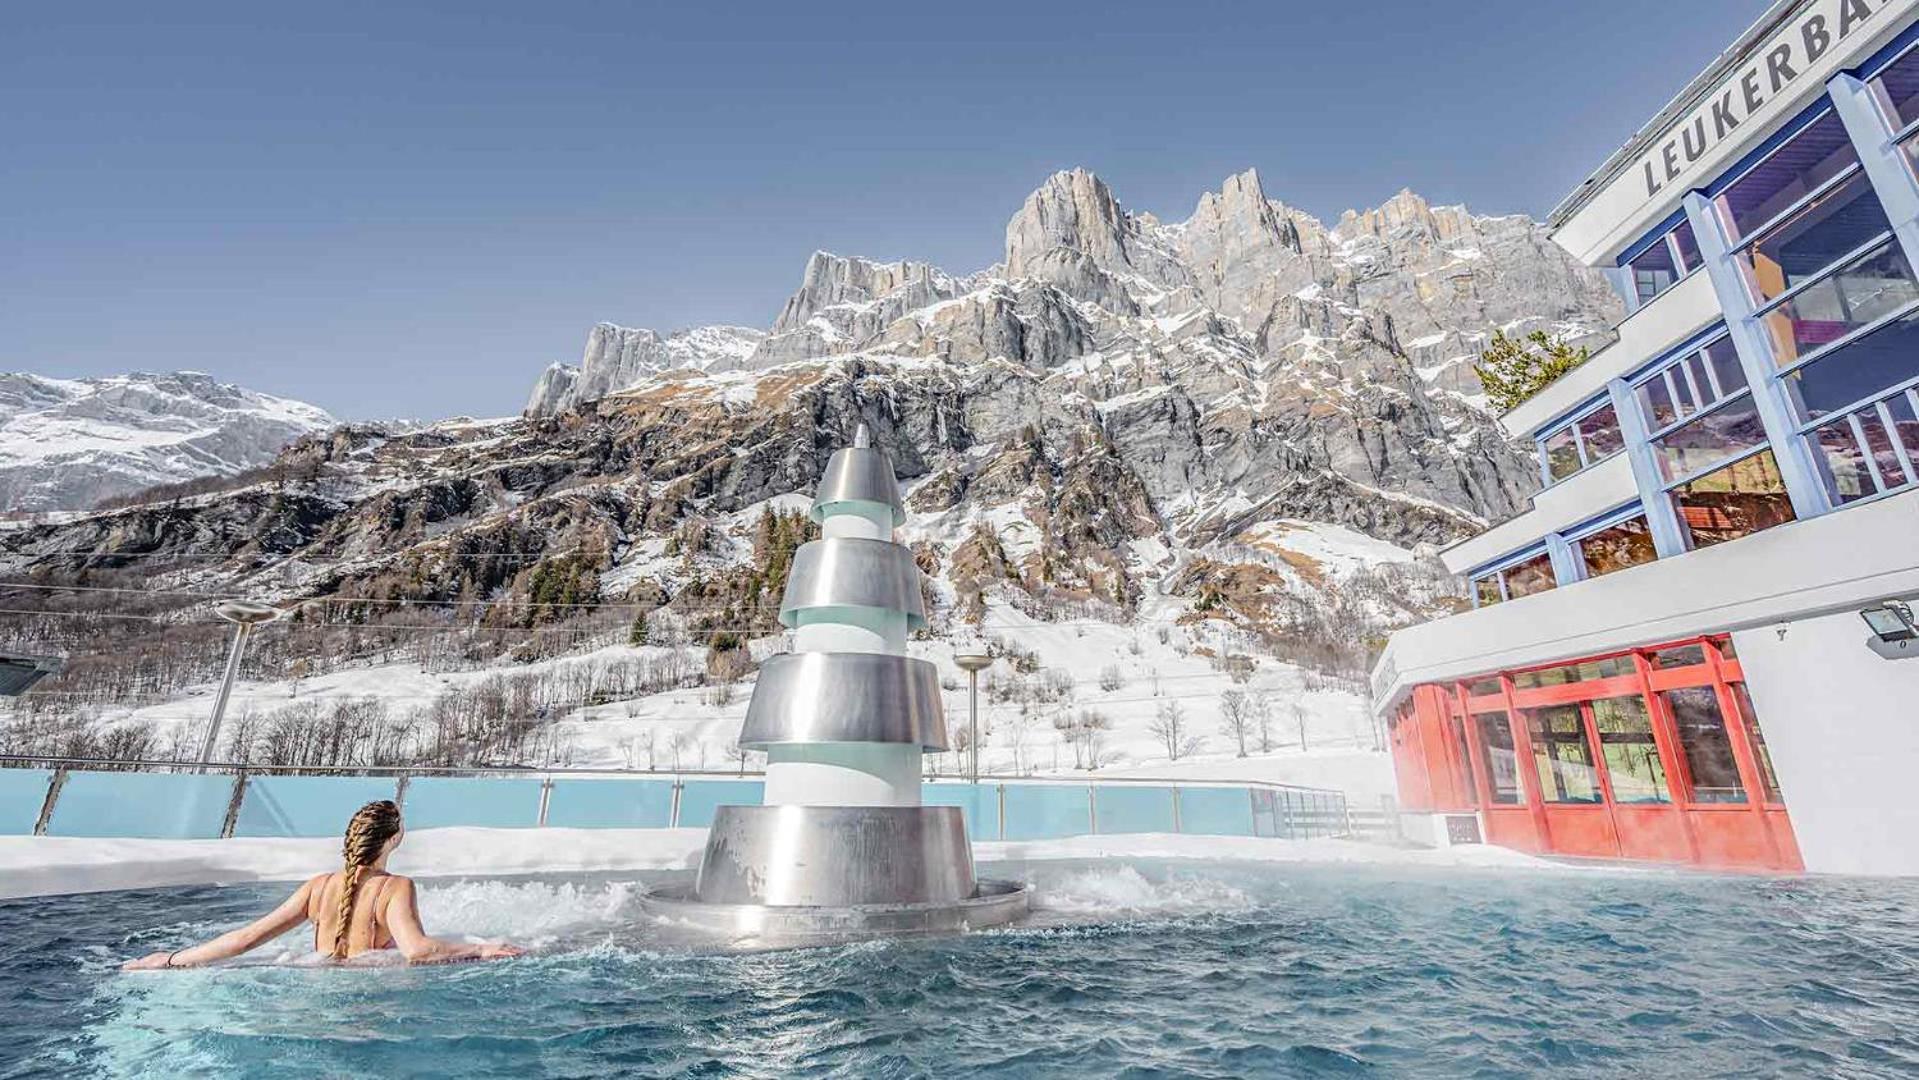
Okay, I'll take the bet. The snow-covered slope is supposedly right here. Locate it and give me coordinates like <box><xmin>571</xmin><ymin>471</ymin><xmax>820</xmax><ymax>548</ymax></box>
<box><xmin>0</xmin><ymin>372</ymin><xmax>335</xmax><ymax>513</ymax></box>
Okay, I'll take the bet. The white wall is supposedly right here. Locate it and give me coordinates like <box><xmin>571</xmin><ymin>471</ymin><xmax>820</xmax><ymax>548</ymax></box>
<box><xmin>1735</xmin><ymin>611</ymin><xmax>1919</xmax><ymax>876</ymax></box>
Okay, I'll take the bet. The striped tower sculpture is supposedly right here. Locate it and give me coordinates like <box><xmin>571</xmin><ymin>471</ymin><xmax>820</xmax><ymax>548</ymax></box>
<box><xmin>648</xmin><ymin>424</ymin><xmax>1027</xmax><ymax>940</ymax></box>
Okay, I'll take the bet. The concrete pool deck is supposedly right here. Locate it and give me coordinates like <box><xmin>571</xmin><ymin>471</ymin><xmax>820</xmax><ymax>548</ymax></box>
<box><xmin>0</xmin><ymin>827</ymin><xmax>1559</xmax><ymax>900</ymax></box>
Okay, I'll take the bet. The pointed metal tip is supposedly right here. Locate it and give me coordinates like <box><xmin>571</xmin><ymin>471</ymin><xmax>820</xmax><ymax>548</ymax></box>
<box><xmin>853</xmin><ymin>423</ymin><xmax>872</xmax><ymax>449</ymax></box>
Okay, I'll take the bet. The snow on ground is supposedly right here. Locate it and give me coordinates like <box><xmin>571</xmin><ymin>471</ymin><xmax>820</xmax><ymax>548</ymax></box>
<box><xmin>0</xmin><ymin>826</ymin><xmax>1562</xmax><ymax>901</ymax></box>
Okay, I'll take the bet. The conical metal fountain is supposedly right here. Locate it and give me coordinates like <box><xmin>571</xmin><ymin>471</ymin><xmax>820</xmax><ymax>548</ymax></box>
<box><xmin>640</xmin><ymin>425</ymin><xmax>1028</xmax><ymax>944</ymax></box>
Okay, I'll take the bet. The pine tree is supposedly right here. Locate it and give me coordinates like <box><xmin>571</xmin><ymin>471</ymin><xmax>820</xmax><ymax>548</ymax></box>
<box><xmin>1473</xmin><ymin>329</ymin><xmax>1589</xmax><ymax>411</ymax></box>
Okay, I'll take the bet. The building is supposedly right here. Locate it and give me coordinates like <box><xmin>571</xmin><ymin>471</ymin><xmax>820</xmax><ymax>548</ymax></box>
<box><xmin>1371</xmin><ymin>0</ymin><xmax>1919</xmax><ymax>877</ymax></box>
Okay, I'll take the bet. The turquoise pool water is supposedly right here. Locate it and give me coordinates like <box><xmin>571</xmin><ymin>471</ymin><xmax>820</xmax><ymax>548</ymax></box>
<box><xmin>3</xmin><ymin>860</ymin><xmax>1917</xmax><ymax>1078</ymax></box>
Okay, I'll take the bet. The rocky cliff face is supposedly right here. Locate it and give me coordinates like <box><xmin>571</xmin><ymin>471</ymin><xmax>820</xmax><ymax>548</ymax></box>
<box><xmin>0</xmin><ymin>371</ymin><xmax>335</xmax><ymax>513</ymax></box>
<box><xmin>0</xmin><ymin>169</ymin><xmax>1622</xmax><ymax>697</ymax></box>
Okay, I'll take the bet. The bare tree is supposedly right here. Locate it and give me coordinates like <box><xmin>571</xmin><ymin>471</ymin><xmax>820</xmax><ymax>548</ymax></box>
<box><xmin>1149</xmin><ymin>700</ymin><xmax>1200</xmax><ymax>761</ymax></box>
<box><xmin>1218</xmin><ymin>689</ymin><xmax>1252</xmax><ymax>757</ymax></box>
<box><xmin>1098</xmin><ymin>664</ymin><xmax>1125</xmax><ymax>692</ymax></box>
<box><xmin>1293</xmin><ymin>701</ymin><xmax>1310</xmax><ymax>752</ymax></box>
<box><xmin>1001</xmin><ymin>705</ymin><xmax>1037</xmax><ymax>774</ymax></box>
<box><xmin>1252</xmin><ymin>691</ymin><xmax>1277</xmax><ymax>753</ymax></box>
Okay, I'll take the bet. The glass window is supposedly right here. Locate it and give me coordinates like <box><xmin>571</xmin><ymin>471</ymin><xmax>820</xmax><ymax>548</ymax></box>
<box><xmin>1671</xmin><ymin>219</ymin><xmax>1702</xmax><ymax>273</ymax></box>
<box><xmin>1756</xmin><ymin>242</ymin><xmax>1919</xmax><ymax>367</ymax></box>
<box><xmin>1544</xmin><ymin>425</ymin><xmax>1582</xmax><ymax>482</ymax></box>
<box><xmin>1810</xmin><ymin>402</ymin><xmax>1915</xmax><ymax>505</ymax></box>
<box><xmin>1511</xmin><ymin>655</ymin><xmax>1635</xmax><ymax>690</ymax></box>
<box><xmin>1701</xmin><ymin>338</ymin><xmax>1748</xmax><ymax>398</ymax></box>
<box><xmin>1577</xmin><ymin>515</ymin><xmax>1656</xmax><ymax>579</ymax></box>
<box><xmin>1502</xmin><ymin>551</ymin><xmax>1556</xmax><ymax>600</ymax></box>
<box><xmin>1716</xmin><ymin>112</ymin><xmax>1859</xmax><ymax>243</ymax></box>
<box><xmin>1465</xmin><ymin>677</ymin><xmax>1502</xmax><ymax>698</ymax></box>
<box><xmin>1671</xmin><ymin>450</ymin><xmax>1797</xmax><ymax>550</ymax></box>
<box><xmin>1539</xmin><ymin>403</ymin><xmax>1622</xmax><ymax>484</ymax></box>
<box><xmin>1782</xmin><ymin>309</ymin><xmax>1919</xmax><ymax>422</ymax></box>
<box><xmin>1527</xmin><ymin>706</ymin><xmax>1602</xmax><ymax>803</ymax></box>
<box><xmin>1629</xmin><ymin>238</ymin><xmax>1678</xmax><ymax>305</ymax></box>
<box><xmin>1731</xmin><ymin>683</ymin><xmax>1783</xmax><ymax>803</ymax></box>
<box><xmin>1664</xmin><ymin>687</ymin><xmax>1746</xmax><ymax>803</ymax></box>
<box><xmin>1474</xmin><ymin>712</ymin><xmax>1521</xmax><ymax>805</ymax></box>
<box><xmin>1592</xmin><ymin>696</ymin><xmax>1670</xmax><ymax>804</ymax></box>
<box><xmin>1473</xmin><ymin>574</ymin><xmax>1503</xmax><ymax>607</ymax></box>
<box><xmin>1870</xmin><ymin>45</ymin><xmax>1919</xmax><ymax>131</ymax></box>
<box><xmin>1736</xmin><ymin>171</ymin><xmax>1892</xmax><ymax>304</ymax></box>
<box><xmin>1637</xmin><ymin>337</ymin><xmax>1743</xmax><ymax>432</ymax></box>
<box><xmin>1654</xmin><ymin>395</ymin><xmax>1767</xmax><ymax>481</ymax></box>
<box><xmin>1650</xmin><ymin>643</ymin><xmax>1706</xmax><ymax>669</ymax></box>
<box><xmin>1576</xmin><ymin>404</ymin><xmax>1624</xmax><ymax>460</ymax></box>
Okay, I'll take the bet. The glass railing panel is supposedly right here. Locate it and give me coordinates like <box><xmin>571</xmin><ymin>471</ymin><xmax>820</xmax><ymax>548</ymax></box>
<box><xmin>1000</xmin><ymin>784</ymin><xmax>1092</xmax><ymax>840</ymax></box>
<box><xmin>402</xmin><ymin>777</ymin><xmax>543</xmax><ymax>830</ymax></box>
<box><xmin>232</xmin><ymin>775</ymin><xmax>401</xmax><ymax>838</ymax></box>
<box><xmin>1175</xmin><ymin>787</ymin><xmax>1256</xmax><ymax>837</ymax></box>
<box><xmin>544</xmin><ymin>779</ymin><xmax>675</xmax><ymax>830</ymax></box>
<box><xmin>0</xmin><ymin>769</ymin><xmax>52</xmax><ymax>835</ymax></box>
<box><xmin>675</xmin><ymin>781</ymin><xmax>764</xmax><ymax>828</ymax></box>
<box><xmin>1090</xmin><ymin>786</ymin><xmax>1176</xmax><ymax>834</ymax></box>
<box><xmin>922</xmin><ymin>783</ymin><xmax>1002</xmax><ymax>840</ymax></box>
<box><xmin>46</xmin><ymin>770</ymin><xmax>233</xmax><ymax>839</ymax></box>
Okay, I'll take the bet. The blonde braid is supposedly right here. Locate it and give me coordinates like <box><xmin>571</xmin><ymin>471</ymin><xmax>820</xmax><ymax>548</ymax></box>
<box><xmin>332</xmin><ymin>800</ymin><xmax>401</xmax><ymax>959</ymax></box>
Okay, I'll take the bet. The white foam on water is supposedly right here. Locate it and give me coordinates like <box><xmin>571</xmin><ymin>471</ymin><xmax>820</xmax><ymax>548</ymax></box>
<box><xmin>1031</xmin><ymin>865</ymin><xmax>1256</xmax><ymax>918</ymax></box>
<box><xmin>414</xmin><ymin>878</ymin><xmax>645</xmax><ymax>945</ymax></box>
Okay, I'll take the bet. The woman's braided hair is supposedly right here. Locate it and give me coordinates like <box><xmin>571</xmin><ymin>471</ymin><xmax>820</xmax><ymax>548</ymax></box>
<box><xmin>332</xmin><ymin>799</ymin><xmax>402</xmax><ymax>959</ymax></box>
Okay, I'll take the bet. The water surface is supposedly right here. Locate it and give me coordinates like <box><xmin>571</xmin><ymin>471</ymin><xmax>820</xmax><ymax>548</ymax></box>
<box><xmin>2</xmin><ymin>860</ymin><xmax>1916</xmax><ymax>1078</ymax></box>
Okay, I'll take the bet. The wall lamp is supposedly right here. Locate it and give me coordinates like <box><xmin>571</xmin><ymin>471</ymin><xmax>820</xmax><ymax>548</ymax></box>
<box><xmin>1861</xmin><ymin>599</ymin><xmax>1918</xmax><ymax>660</ymax></box>
<box><xmin>1861</xmin><ymin>599</ymin><xmax>1917</xmax><ymax>642</ymax></box>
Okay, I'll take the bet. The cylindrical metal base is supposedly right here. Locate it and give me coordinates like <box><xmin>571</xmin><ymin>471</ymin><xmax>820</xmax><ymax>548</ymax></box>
<box><xmin>641</xmin><ymin>878</ymin><xmax>1030</xmax><ymax>948</ymax></box>
<box><xmin>694</xmin><ymin>804</ymin><xmax>977</xmax><ymax>906</ymax></box>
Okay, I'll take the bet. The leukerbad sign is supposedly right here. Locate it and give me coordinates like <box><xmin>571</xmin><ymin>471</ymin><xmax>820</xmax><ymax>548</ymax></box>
<box><xmin>1556</xmin><ymin>0</ymin><xmax>1919</xmax><ymax>264</ymax></box>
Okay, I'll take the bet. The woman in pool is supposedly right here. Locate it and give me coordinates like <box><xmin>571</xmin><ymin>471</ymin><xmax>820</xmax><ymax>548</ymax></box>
<box><xmin>123</xmin><ymin>799</ymin><xmax>523</xmax><ymax>969</ymax></box>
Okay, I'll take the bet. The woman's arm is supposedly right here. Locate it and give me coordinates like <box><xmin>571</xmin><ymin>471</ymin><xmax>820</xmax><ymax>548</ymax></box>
<box><xmin>383</xmin><ymin>877</ymin><xmax>523</xmax><ymax>964</ymax></box>
<box><xmin>122</xmin><ymin>875</ymin><xmax>320</xmax><ymax>970</ymax></box>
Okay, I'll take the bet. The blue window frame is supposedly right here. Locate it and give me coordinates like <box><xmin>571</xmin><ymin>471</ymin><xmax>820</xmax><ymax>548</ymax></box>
<box><xmin>1536</xmin><ymin>397</ymin><xmax>1625</xmax><ymax>486</ymax></box>
<box><xmin>1469</xmin><ymin>545</ymin><xmax>1556</xmax><ymax>608</ymax></box>
<box><xmin>1617</xmin><ymin>212</ymin><xmax>1703</xmax><ymax>307</ymax></box>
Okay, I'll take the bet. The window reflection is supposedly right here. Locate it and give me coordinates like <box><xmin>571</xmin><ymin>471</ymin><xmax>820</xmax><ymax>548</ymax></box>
<box><xmin>1654</xmin><ymin>394</ymin><xmax>1767</xmax><ymax>481</ymax></box>
<box><xmin>1664</xmin><ymin>687</ymin><xmax>1747</xmax><ymax>803</ymax></box>
<box><xmin>1592</xmin><ymin>696</ymin><xmax>1670</xmax><ymax>804</ymax></box>
<box><xmin>1475</xmin><ymin>712</ymin><xmax>1521</xmax><ymax>804</ymax></box>
<box><xmin>1671</xmin><ymin>450</ymin><xmax>1797</xmax><ymax>550</ymax></box>
<box><xmin>1782</xmin><ymin>309</ymin><xmax>1919</xmax><ymax>422</ymax></box>
<box><xmin>1756</xmin><ymin>242</ymin><xmax>1919</xmax><ymax>366</ymax></box>
<box><xmin>1577</xmin><ymin>515</ymin><xmax>1656</xmax><ymax>579</ymax></box>
<box><xmin>1737</xmin><ymin>171</ymin><xmax>1892</xmax><ymax>304</ymax></box>
<box><xmin>1715</xmin><ymin>112</ymin><xmax>1858</xmax><ymax>243</ymax></box>
<box><xmin>1527</xmin><ymin>706</ymin><xmax>1603</xmax><ymax>803</ymax></box>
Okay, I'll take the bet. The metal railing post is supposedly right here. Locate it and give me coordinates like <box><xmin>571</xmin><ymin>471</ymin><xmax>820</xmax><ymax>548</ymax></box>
<box><xmin>220</xmin><ymin>771</ymin><xmax>248</xmax><ymax>839</ymax></box>
<box><xmin>33</xmin><ymin>769</ymin><xmax>66</xmax><ymax>836</ymax></box>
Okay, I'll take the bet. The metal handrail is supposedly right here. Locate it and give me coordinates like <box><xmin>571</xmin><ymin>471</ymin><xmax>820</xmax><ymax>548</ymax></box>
<box><xmin>0</xmin><ymin>753</ymin><xmax>1349</xmax><ymax>798</ymax></box>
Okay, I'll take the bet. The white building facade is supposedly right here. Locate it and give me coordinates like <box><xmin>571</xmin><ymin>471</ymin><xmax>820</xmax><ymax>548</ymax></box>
<box><xmin>1372</xmin><ymin>0</ymin><xmax>1919</xmax><ymax>876</ymax></box>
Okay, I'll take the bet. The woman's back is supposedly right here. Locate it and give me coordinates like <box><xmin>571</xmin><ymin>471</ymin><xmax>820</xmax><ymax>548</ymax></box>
<box><xmin>307</xmin><ymin>870</ymin><xmax>401</xmax><ymax>957</ymax></box>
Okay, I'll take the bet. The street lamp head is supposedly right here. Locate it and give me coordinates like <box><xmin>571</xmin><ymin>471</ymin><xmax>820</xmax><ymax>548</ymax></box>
<box><xmin>215</xmin><ymin>599</ymin><xmax>283</xmax><ymax>626</ymax></box>
<box><xmin>953</xmin><ymin>653</ymin><xmax>994</xmax><ymax>674</ymax></box>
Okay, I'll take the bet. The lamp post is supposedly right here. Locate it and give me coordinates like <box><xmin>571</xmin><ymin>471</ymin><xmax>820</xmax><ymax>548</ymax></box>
<box><xmin>197</xmin><ymin>599</ymin><xmax>282</xmax><ymax>770</ymax></box>
<box><xmin>953</xmin><ymin>652</ymin><xmax>993</xmax><ymax>784</ymax></box>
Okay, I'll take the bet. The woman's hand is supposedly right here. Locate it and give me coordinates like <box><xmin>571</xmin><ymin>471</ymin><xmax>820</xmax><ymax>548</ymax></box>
<box><xmin>122</xmin><ymin>952</ymin><xmax>178</xmax><ymax>971</ymax></box>
<box><xmin>478</xmin><ymin>943</ymin><xmax>525</xmax><ymax>960</ymax></box>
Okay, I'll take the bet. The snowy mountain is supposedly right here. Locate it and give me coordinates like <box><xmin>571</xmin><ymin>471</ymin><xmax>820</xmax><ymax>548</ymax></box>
<box><xmin>0</xmin><ymin>169</ymin><xmax>1622</xmax><ymax>793</ymax></box>
<box><xmin>0</xmin><ymin>372</ymin><xmax>336</xmax><ymax>513</ymax></box>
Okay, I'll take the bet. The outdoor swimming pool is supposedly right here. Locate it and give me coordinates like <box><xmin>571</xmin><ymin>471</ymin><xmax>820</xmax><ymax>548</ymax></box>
<box><xmin>3</xmin><ymin>860</ymin><xmax>1916</xmax><ymax>1078</ymax></box>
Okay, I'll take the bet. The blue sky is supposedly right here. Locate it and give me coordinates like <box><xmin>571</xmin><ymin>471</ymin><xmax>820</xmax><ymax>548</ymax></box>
<box><xmin>3</xmin><ymin>0</ymin><xmax>1765</xmax><ymax>419</ymax></box>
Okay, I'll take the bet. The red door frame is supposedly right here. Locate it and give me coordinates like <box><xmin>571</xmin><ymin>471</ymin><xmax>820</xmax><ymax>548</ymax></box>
<box><xmin>1402</xmin><ymin>634</ymin><xmax>1799</xmax><ymax>871</ymax></box>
